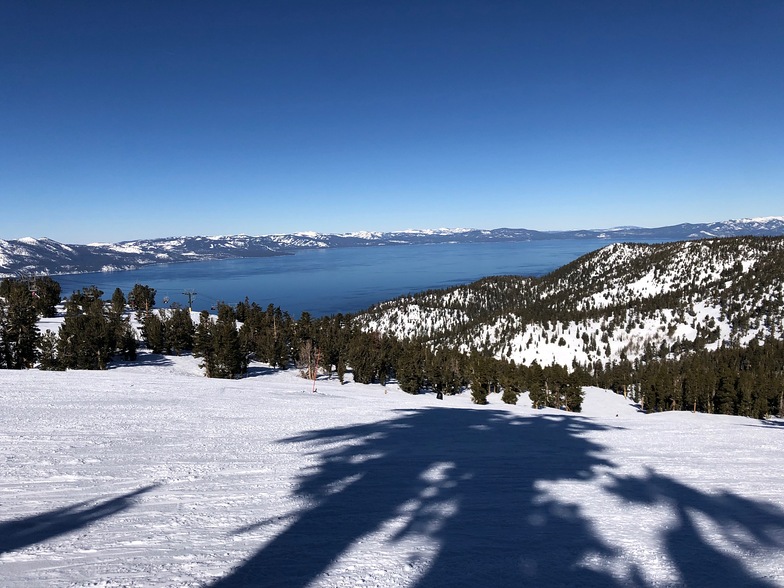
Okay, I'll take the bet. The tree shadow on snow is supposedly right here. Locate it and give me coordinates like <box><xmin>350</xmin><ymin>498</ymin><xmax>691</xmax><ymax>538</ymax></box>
<box><xmin>212</xmin><ymin>409</ymin><xmax>784</xmax><ymax>587</ymax></box>
<box><xmin>107</xmin><ymin>352</ymin><xmax>173</xmax><ymax>369</ymax></box>
<box><xmin>0</xmin><ymin>484</ymin><xmax>157</xmax><ymax>555</ymax></box>
<box><xmin>212</xmin><ymin>409</ymin><xmax>623</xmax><ymax>587</ymax></box>
<box><xmin>742</xmin><ymin>419</ymin><xmax>784</xmax><ymax>429</ymax></box>
<box><xmin>606</xmin><ymin>467</ymin><xmax>784</xmax><ymax>587</ymax></box>
<box><xmin>242</xmin><ymin>364</ymin><xmax>278</xmax><ymax>378</ymax></box>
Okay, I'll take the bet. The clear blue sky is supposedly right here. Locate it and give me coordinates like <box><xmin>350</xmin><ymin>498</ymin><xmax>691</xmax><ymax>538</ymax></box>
<box><xmin>2</xmin><ymin>1</ymin><xmax>782</xmax><ymax>243</ymax></box>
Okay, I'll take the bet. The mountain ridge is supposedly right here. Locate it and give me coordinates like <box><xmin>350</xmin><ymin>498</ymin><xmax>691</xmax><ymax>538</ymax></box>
<box><xmin>358</xmin><ymin>235</ymin><xmax>784</xmax><ymax>372</ymax></box>
<box><xmin>2</xmin><ymin>216</ymin><xmax>784</xmax><ymax>277</ymax></box>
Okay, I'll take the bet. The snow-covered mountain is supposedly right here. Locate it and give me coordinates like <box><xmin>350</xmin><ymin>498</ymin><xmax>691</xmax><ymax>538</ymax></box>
<box><xmin>358</xmin><ymin>235</ymin><xmax>784</xmax><ymax>369</ymax></box>
<box><xmin>1</xmin><ymin>216</ymin><xmax>783</xmax><ymax>277</ymax></box>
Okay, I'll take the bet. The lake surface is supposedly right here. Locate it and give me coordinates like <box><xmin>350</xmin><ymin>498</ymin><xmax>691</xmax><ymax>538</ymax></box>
<box><xmin>54</xmin><ymin>239</ymin><xmax>649</xmax><ymax>317</ymax></box>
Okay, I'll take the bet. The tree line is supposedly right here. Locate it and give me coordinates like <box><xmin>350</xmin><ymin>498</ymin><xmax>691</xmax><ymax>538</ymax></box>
<box><xmin>2</xmin><ymin>275</ymin><xmax>783</xmax><ymax>417</ymax></box>
<box><xmin>595</xmin><ymin>337</ymin><xmax>784</xmax><ymax>419</ymax></box>
<box><xmin>0</xmin><ymin>278</ymin><xmax>584</xmax><ymax>409</ymax></box>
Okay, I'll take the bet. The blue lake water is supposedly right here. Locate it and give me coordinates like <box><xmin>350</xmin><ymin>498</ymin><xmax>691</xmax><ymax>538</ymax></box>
<box><xmin>54</xmin><ymin>239</ymin><xmax>647</xmax><ymax>317</ymax></box>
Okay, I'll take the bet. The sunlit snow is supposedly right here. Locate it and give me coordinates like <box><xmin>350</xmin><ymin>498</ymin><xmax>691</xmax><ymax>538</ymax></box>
<box><xmin>1</xmin><ymin>357</ymin><xmax>783</xmax><ymax>587</ymax></box>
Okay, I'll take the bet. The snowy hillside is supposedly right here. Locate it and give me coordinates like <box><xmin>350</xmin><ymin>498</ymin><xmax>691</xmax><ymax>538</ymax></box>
<box><xmin>360</xmin><ymin>237</ymin><xmax>784</xmax><ymax>368</ymax></box>
<box><xmin>2</xmin><ymin>216</ymin><xmax>784</xmax><ymax>277</ymax></box>
<box><xmin>1</xmin><ymin>357</ymin><xmax>783</xmax><ymax>586</ymax></box>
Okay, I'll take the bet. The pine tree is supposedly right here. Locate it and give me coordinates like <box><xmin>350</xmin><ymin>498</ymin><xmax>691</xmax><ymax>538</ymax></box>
<box><xmin>193</xmin><ymin>311</ymin><xmax>216</xmax><ymax>377</ymax></box>
<box><xmin>166</xmin><ymin>307</ymin><xmax>195</xmax><ymax>355</ymax></box>
<box><xmin>144</xmin><ymin>312</ymin><xmax>165</xmax><ymax>354</ymax></box>
<box><xmin>128</xmin><ymin>283</ymin><xmax>156</xmax><ymax>321</ymax></box>
<box><xmin>110</xmin><ymin>287</ymin><xmax>126</xmax><ymax>316</ymax></box>
<box><xmin>211</xmin><ymin>304</ymin><xmax>245</xmax><ymax>378</ymax></box>
<box><xmin>32</xmin><ymin>276</ymin><xmax>61</xmax><ymax>318</ymax></box>
<box><xmin>468</xmin><ymin>353</ymin><xmax>491</xmax><ymax>405</ymax></box>
<box><xmin>107</xmin><ymin>287</ymin><xmax>131</xmax><ymax>357</ymax></box>
<box><xmin>193</xmin><ymin>305</ymin><xmax>245</xmax><ymax>379</ymax></box>
<box><xmin>38</xmin><ymin>330</ymin><xmax>61</xmax><ymax>370</ymax></box>
<box><xmin>0</xmin><ymin>280</ymin><xmax>40</xmax><ymax>369</ymax></box>
<box><xmin>395</xmin><ymin>340</ymin><xmax>426</xmax><ymax>394</ymax></box>
<box><xmin>57</xmin><ymin>287</ymin><xmax>112</xmax><ymax>370</ymax></box>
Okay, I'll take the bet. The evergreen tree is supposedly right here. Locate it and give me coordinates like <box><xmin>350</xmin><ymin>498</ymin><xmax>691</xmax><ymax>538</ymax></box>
<box><xmin>144</xmin><ymin>312</ymin><xmax>166</xmax><ymax>354</ymax></box>
<box><xmin>467</xmin><ymin>353</ymin><xmax>492</xmax><ymax>405</ymax></box>
<box><xmin>165</xmin><ymin>306</ymin><xmax>195</xmax><ymax>355</ymax></box>
<box><xmin>38</xmin><ymin>330</ymin><xmax>61</xmax><ymax>370</ymax></box>
<box><xmin>528</xmin><ymin>362</ymin><xmax>546</xmax><ymax>409</ymax></box>
<box><xmin>211</xmin><ymin>303</ymin><xmax>245</xmax><ymax>378</ymax></box>
<box><xmin>120</xmin><ymin>325</ymin><xmax>138</xmax><ymax>360</ymax></box>
<box><xmin>57</xmin><ymin>287</ymin><xmax>112</xmax><ymax>370</ymax></box>
<box><xmin>0</xmin><ymin>280</ymin><xmax>40</xmax><ymax>369</ymax></box>
<box><xmin>128</xmin><ymin>283</ymin><xmax>156</xmax><ymax>320</ymax></box>
<box><xmin>110</xmin><ymin>287</ymin><xmax>126</xmax><ymax>316</ymax></box>
<box><xmin>107</xmin><ymin>287</ymin><xmax>133</xmax><ymax>358</ymax></box>
<box><xmin>194</xmin><ymin>305</ymin><xmax>245</xmax><ymax>379</ymax></box>
<box><xmin>193</xmin><ymin>311</ymin><xmax>216</xmax><ymax>377</ymax></box>
<box><xmin>32</xmin><ymin>276</ymin><xmax>61</xmax><ymax>317</ymax></box>
<box><xmin>395</xmin><ymin>340</ymin><xmax>426</xmax><ymax>394</ymax></box>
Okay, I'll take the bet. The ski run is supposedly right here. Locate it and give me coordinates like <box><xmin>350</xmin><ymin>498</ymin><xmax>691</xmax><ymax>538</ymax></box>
<box><xmin>1</xmin><ymin>352</ymin><xmax>783</xmax><ymax>587</ymax></box>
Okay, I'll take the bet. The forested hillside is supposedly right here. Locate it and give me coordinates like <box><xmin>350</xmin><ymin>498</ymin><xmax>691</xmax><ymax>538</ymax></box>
<box><xmin>358</xmin><ymin>237</ymin><xmax>784</xmax><ymax>416</ymax></box>
<box><xmin>361</xmin><ymin>237</ymin><xmax>784</xmax><ymax>365</ymax></box>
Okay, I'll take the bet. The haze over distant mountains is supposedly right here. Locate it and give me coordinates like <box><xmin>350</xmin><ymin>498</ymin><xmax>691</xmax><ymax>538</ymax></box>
<box><xmin>1</xmin><ymin>216</ymin><xmax>783</xmax><ymax>277</ymax></box>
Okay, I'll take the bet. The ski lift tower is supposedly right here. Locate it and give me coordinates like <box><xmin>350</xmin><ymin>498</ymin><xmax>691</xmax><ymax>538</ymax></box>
<box><xmin>183</xmin><ymin>290</ymin><xmax>197</xmax><ymax>313</ymax></box>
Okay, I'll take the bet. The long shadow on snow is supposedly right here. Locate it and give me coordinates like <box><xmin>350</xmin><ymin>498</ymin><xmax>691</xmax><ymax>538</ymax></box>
<box><xmin>0</xmin><ymin>484</ymin><xmax>157</xmax><ymax>555</ymax></box>
<box><xmin>243</xmin><ymin>364</ymin><xmax>278</xmax><ymax>378</ymax></box>
<box><xmin>607</xmin><ymin>467</ymin><xmax>784</xmax><ymax>587</ymax></box>
<box><xmin>212</xmin><ymin>408</ymin><xmax>623</xmax><ymax>587</ymax></box>
<box><xmin>107</xmin><ymin>352</ymin><xmax>173</xmax><ymax>369</ymax></box>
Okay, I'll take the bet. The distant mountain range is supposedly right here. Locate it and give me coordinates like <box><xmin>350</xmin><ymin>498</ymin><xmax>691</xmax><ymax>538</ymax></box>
<box><xmin>1</xmin><ymin>216</ymin><xmax>783</xmax><ymax>277</ymax></box>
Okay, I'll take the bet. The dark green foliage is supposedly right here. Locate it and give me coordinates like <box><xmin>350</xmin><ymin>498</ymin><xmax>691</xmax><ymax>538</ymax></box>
<box><xmin>165</xmin><ymin>307</ymin><xmax>195</xmax><ymax>355</ymax></box>
<box><xmin>31</xmin><ymin>276</ymin><xmax>61</xmax><ymax>317</ymax></box>
<box><xmin>111</xmin><ymin>287</ymin><xmax>126</xmax><ymax>316</ymax></box>
<box><xmin>598</xmin><ymin>338</ymin><xmax>784</xmax><ymax>418</ymax></box>
<box><xmin>499</xmin><ymin>364</ymin><xmax>521</xmax><ymax>405</ymax></box>
<box><xmin>120</xmin><ymin>325</ymin><xmax>138</xmax><ymax>360</ymax></box>
<box><xmin>468</xmin><ymin>353</ymin><xmax>495</xmax><ymax>405</ymax></box>
<box><xmin>140</xmin><ymin>308</ymin><xmax>195</xmax><ymax>356</ymax></box>
<box><xmin>128</xmin><ymin>283</ymin><xmax>156</xmax><ymax>317</ymax></box>
<box><xmin>316</xmin><ymin>314</ymin><xmax>350</xmax><ymax>382</ymax></box>
<box><xmin>426</xmin><ymin>349</ymin><xmax>464</xmax><ymax>395</ymax></box>
<box><xmin>395</xmin><ymin>340</ymin><xmax>427</xmax><ymax>394</ymax></box>
<box><xmin>106</xmin><ymin>288</ymin><xmax>137</xmax><ymax>360</ymax></box>
<box><xmin>0</xmin><ymin>279</ymin><xmax>40</xmax><ymax>369</ymax></box>
<box><xmin>57</xmin><ymin>287</ymin><xmax>113</xmax><ymax>370</ymax></box>
<box><xmin>237</xmin><ymin>302</ymin><xmax>292</xmax><ymax>369</ymax></box>
<box><xmin>194</xmin><ymin>305</ymin><xmax>246</xmax><ymax>378</ymax></box>
<box><xmin>144</xmin><ymin>312</ymin><xmax>165</xmax><ymax>354</ymax></box>
<box><xmin>345</xmin><ymin>329</ymin><xmax>396</xmax><ymax>385</ymax></box>
<box><xmin>193</xmin><ymin>311</ymin><xmax>215</xmax><ymax>374</ymax></box>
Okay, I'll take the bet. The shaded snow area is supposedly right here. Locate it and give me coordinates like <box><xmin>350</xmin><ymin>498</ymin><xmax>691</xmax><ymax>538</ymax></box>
<box><xmin>2</xmin><ymin>359</ymin><xmax>784</xmax><ymax>587</ymax></box>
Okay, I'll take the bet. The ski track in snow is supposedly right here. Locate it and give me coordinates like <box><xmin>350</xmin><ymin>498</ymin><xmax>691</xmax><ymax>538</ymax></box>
<box><xmin>1</xmin><ymin>356</ymin><xmax>783</xmax><ymax>587</ymax></box>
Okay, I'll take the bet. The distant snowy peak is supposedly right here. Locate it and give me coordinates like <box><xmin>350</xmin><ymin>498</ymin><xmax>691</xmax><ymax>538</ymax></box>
<box><xmin>732</xmin><ymin>215</ymin><xmax>784</xmax><ymax>224</ymax></box>
<box><xmin>2</xmin><ymin>216</ymin><xmax>784</xmax><ymax>277</ymax></box>
<box><xmin>706</xmin><ymin>216</ymin><xmax>784</xmax><ymax>235</ymax></box>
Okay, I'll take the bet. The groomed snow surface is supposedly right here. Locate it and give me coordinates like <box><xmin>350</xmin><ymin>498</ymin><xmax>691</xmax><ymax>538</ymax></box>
<box><xmin>1</xmin><ymin>356</ymin><xmax>783</xmax><ymax>587</ymax></box>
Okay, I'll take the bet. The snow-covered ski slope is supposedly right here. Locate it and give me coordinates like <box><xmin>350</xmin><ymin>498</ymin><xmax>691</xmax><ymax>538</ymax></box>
<box><xmin>2</xmin><ymin>356</ymin><xmax>783</xmax><ymax>587</ymax></box>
